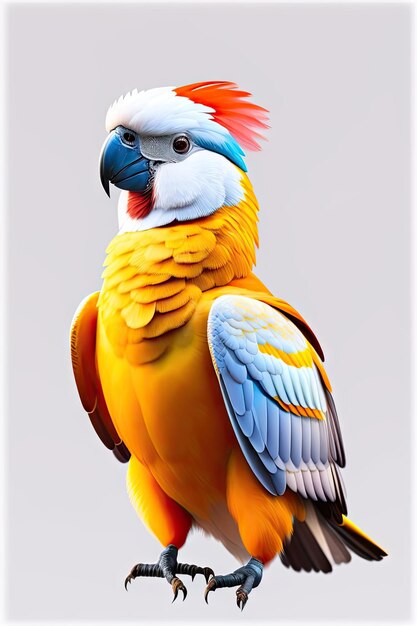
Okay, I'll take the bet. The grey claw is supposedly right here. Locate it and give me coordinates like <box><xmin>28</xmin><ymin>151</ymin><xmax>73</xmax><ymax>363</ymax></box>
<box><xmin>204</xmin><ymin>578</ymin><xmax>217</xmax><ymax>604</ymax></box>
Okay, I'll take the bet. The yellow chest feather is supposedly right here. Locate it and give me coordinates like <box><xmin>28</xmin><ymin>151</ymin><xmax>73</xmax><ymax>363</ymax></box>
<box><xmin>98</xmin><ymin>174</ymin><xmax>259</xmax><ymax>356</ymax></box>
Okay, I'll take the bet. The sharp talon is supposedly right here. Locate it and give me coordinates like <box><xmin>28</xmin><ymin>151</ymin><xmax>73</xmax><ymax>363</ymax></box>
<box><xmin>172</xmin><ymin>578</ymin><xmax>187</xmax><ymax>603</ymax></box>
<box><xmin>123</xmin><ymin>564</ymin><xmax>144</xmax><ymax>591</ymax></box>
<box><xmin>124</xmin><ymin>565</ymin><xmax>139</xmax><ymax>591</ymax></box>
<box><xmin>204</xmin><ymin>567</ymin><xmax>215</xmax><ymax>584</ymax></box>
<box><xmin>236</xmin><ymin>590</ymin><xmax>248</xmax><ymax>611</ymax></box>
<box><xmin>202</xmin><ymin>558</ymin><xmax>261</xmax><ymax>606</ymax></box>
<box><xmin>204</xmin><ymin>578</ymin><xmax>217</xmax><ymax>604</ymax></box>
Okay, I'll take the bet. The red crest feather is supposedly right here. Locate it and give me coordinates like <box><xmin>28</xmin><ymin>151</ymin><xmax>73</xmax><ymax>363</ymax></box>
<box><xmin>174</xmin><ymin>81</ymin><xmax>269</xmax><ymax>151</ymax></box>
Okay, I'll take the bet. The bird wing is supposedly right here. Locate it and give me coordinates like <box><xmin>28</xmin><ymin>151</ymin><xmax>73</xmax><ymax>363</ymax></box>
<box><xmin>70</xmin><ymin>292</ymin><xmax>130</xmax><ymax>463</ymax></box>
<box><xmin>208</xmin><ymin>294</ymin><xmax>346</xmax><ymax>513</ymax></box>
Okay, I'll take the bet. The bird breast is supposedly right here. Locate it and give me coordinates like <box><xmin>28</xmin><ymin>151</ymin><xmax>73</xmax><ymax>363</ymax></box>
<box><xmin>97</xmin><ymin>190</ymin><xmax>259</xmax><ymax>356</ymax></box>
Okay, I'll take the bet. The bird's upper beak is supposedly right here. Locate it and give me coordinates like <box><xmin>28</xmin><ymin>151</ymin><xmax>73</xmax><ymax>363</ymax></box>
<box><xmin>99</xmin><ymin>126</ymin><xmax>150</xmax><ymax>197</ymax></box>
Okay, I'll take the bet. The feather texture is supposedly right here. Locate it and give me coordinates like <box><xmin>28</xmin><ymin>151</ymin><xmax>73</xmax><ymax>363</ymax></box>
<box><xmin>70</xmin><ymin>82</ymin><xmax>388</xmax><ymax>577</ymax></box>
<box><xmin>208</xmin><ymin>295</ymin><xmax>346</xmax><ymax>513</ymax></box>
<box><xmin>174</xmin><ymin>81</ymin><xmax>269</xmax><ymax>151</ymax></box>
<box><xmin>99</xmin><ymin>174</ymin><xmax>258</xmax><ymax>343</ymax></box>
<box><xmin>106</xmin><ymin>82</ymin><xmax>268</xmax><ymax>173</ymax></box>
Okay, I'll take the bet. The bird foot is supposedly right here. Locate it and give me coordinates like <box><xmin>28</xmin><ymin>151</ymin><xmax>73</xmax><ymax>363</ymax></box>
<box><xmin>204</xmin><ymin>557</ymin><xmax>263</xmax><ymax>610</ymax></box>
<box><xmin>125</xmin><ymin>544</ymin><xmax>214</xmax><ymax>602</ymax></box>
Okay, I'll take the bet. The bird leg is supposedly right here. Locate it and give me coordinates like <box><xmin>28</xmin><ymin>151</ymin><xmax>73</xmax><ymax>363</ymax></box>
<box><xmin>124</xmin><ymin>544</ymin><xmax>214</xmax><ymax>602</ymax></box>
<box><xmin>204</xmin><ymin>557</ymin><xmax>263</xmax><ymax>610</ymax></box>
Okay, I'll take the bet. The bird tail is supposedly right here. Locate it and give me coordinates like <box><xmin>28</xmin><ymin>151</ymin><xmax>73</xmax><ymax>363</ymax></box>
<box><xmin>280</xmin><ymin>503</ymin><xmax>387</xmax><ymax>573</ymax></box>
<box><xmin>328</xmin><ymin>514</ymin><xmax>387</xmax><ymax>562</ymax></box>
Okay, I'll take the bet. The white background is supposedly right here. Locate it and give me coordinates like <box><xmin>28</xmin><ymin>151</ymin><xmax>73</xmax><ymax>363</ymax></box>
<box><xmin>5</xmin><ymin>3</ymin><xmax>411</xmax><ymax>622</ymax></box>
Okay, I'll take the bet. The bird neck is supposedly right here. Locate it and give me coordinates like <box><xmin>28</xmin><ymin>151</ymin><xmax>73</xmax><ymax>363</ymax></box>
<box><xmin>98</xmin><ymin>172</ymin><xmax>259</xmax><ymax>345</ymax></box>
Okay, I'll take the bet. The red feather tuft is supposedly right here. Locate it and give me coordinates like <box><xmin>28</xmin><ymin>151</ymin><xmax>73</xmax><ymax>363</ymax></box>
<box><xmin>174</xmin><ymin>81</ymin><xmax>269</xmax><ymax>151</ymax></box>
<box><xmin>127</xmin><ymin>189</ymin><xmax>154</xmax><ymax>220</ymax></box>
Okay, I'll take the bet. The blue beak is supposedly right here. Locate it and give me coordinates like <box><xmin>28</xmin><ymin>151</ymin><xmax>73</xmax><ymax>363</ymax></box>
<box><xmin>99</xmin><ymin>126</ymin><xmax>150</xmax><ymax>197</ymax></box>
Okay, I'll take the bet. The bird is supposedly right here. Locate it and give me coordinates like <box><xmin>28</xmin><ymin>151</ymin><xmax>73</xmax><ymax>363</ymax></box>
<box><xmin>70</xmin><ymin>81</ymin><xmax>387</xmax><ymax>610</ymax></box>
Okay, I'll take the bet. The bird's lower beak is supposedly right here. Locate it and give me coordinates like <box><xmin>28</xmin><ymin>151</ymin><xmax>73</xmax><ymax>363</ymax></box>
<box><xmin>99</xmin><ymin>130</ymin><xmax>150</xmax><ymax>197</ymax></box>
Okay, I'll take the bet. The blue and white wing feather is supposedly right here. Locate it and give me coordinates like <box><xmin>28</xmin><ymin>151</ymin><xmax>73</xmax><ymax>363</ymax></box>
<box><xmin>208</xmin><ymin>295</ymin><xmax>346</xmax><ymax>511</ymax></box>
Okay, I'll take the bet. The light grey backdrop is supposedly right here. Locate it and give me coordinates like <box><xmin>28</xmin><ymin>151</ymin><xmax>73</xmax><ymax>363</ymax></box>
<box><xmin>6</xmin><ymin>3</ymin><xmax>411</xmax><ymax>622</ymax></box>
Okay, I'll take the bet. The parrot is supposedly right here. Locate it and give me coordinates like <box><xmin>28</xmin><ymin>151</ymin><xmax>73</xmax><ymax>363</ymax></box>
<box><xmin>70</xmin><ymin>81</ymin><xmax>387</xmax><ymax>610</ymax></box>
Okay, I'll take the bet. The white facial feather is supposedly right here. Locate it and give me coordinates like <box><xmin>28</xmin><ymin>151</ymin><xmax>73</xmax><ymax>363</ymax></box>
<box><xmin>108</xmin><ymin>86</ymin><xmax>249</xmax><ymax>232</ymax></box>
<box><xmin>117</xmin><ymin>151</ymin><xmax>244</xmax><ymax>233</ymax></box>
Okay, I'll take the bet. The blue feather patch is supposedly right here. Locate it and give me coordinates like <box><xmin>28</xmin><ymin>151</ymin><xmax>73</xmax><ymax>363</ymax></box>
<box><xmin>208</xmin><ymin>294</ymin><xmax>345</xmax><ymax>503</ymax></box>
<box><xmin>191</xmin><ymin>128</ymin><xmax>247</xmax><ymax>172</ymax></box>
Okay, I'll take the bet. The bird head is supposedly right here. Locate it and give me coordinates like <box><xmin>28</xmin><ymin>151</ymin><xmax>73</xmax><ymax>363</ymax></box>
<box><xmin>100</xmin><ymin>81</ymin><xmax>269</xmax><ymax>232</ymax></box>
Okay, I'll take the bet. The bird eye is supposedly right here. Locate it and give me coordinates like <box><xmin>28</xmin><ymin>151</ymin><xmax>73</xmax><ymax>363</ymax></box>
<box><xmin>122</xmin><ymin>131</ymin><xmax>136</xmax><ymax>145</ymax></box>
<box><xmin>173</xmin><ymin>135</ymin><xmax>191</xmax><ymax>154</ymax></box>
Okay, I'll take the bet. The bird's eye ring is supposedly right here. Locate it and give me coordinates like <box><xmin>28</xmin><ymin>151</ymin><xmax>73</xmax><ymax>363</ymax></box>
<box><xmin>122</xmin><ymin>131</ymin><xmax>136</xmax><ymax>145</ymax></box>
<box><xmin>173</xmin><ymin>135</ymin><xmax>191</xmax><ymax>154</ymax></box>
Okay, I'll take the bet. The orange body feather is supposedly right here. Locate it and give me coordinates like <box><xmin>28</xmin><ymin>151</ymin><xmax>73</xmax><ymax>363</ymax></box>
<box><xmin>93</xmin><ymin>172</ymin><xmax>321</xmax><ymax>562</ymax></box>
<box><xmin>71</xmin><ymin>83</ymin><xmax>387</xmax><ymax>594</ymax></box>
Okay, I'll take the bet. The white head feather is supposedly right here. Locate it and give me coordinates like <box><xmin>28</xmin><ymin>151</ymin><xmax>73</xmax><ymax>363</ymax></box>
<box><xmin>106</xmin><ymin>86</ymin><xmax>227</xmax><ymax>138</ymax></box>
<box><xmin>104</xmin><ymin>82</ymin><xmax>267</xmax><ymax>232</ymax></box>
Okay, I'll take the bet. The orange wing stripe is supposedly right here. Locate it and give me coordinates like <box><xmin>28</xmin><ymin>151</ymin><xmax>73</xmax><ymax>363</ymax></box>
<box><xmin>274</xmin><ymin>395</ymin><xmax>324</xmax><ymax>420</ymax></box>
<box><xmin>258</xmin><ymin>342</ymin><xmax>313</xmax><ymax>368</ymax></box>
